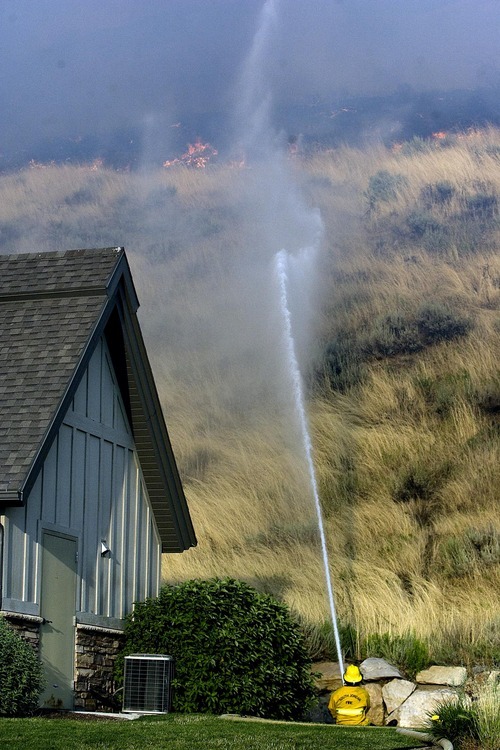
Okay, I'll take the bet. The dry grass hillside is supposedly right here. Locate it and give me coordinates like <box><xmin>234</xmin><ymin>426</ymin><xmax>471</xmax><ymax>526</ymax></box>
<box><xmin>1</xmin><ymin>128</ymin><xmax>499</xmax><ymax>666</ymax></box>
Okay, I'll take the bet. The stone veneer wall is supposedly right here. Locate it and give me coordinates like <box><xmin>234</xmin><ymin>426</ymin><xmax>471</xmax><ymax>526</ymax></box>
<box><xmin>0</xmin><ymin>611</ymin><xmax>41</xmax><ymax>651</ymax></box>
<box><xmin>74</xmin><ymin>624</ymin><xmax>125</xmax><ymax>711</ymax></box>
<box><xmin>1</xmin><ymin>614</ymin><xmax>125</xmax><ymax>712</ymax></box>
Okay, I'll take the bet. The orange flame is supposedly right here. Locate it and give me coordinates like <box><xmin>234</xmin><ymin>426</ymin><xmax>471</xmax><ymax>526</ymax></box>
<box><xmin>163</xmin><ymin>139</ymin><xmax>218</xmax><ymax>168</ymax></box>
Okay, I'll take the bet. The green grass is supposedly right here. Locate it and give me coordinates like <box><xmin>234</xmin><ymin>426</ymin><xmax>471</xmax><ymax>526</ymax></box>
<box><xmin>0</xmin><ymin>714</ymin><xmax>428</xmax><ymax>749</ymax></box>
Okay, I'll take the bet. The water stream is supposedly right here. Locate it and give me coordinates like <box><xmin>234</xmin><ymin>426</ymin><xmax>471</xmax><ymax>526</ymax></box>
<box><xmin>235</xmin><ymin>0</ymin><xmax>345</xmax><ymax>678</ymax></box>
<box><xmin>275</xmin><ymin>248</ymin><xmax>345</xmax><ymax>679</ymax></box>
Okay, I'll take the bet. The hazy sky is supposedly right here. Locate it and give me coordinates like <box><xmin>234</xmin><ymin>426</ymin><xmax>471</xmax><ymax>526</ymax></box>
<box><xmin>1</xmin><ymin>0</ymin><xmax>499</xmax><ymax>153</ymax></box>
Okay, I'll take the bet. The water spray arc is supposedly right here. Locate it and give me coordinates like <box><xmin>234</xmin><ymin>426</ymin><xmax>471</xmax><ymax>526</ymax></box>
<box><xmin>275</xmin><ymin>249</ymin><xmax>345</xmax><ymax>680</ymax></box>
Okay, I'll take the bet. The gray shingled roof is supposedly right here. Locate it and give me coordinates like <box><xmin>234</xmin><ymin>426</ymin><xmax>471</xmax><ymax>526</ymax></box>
<box><xmin>0</xmin><ymin>248</ymin><xmax>196</xmax><ymax>552</ymax></box>
<box><xmin>0</xmin><ymin>248</ymin><xmax>121</xmax><ymax>297</ymax></box>
<box><xmin>0</xmin><ymin>248</ymin><xmax>120</xmax><ymax>492</ymax></box>
<box><xmin>0</xmin><ymin>294</ymin><xmax>106</xmax><ymax>488</ymax></box>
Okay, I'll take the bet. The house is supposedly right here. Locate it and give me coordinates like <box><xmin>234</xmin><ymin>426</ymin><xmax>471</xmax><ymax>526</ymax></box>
<box><xmin>0</xmin><ymin>247</ymin><xmax>196</xmax><ymax>711</ymax></box>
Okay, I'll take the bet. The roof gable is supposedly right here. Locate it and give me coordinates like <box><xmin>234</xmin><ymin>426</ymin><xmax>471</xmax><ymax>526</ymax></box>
<box><xmin>0</xmin><ymin>248</ymin><xmax>196</xmax><ymax>552</ymax></box>
<box><xmin>69</xmin><ymin>335</ymin><xmax>132</xmax><ymax>439</ymax></box>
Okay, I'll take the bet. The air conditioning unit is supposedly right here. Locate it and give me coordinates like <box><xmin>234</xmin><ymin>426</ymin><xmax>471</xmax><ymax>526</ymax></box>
<box><xmin>123</xmin><ymin>654</ymin><xmax>174</xmax><ymax>713</ymax></box>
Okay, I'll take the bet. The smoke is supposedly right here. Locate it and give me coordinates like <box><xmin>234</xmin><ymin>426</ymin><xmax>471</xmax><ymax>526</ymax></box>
<box><xmin>233</xmin><ymin>0</ymin><xmax>278</xmax><ymax>160</ymax></box>
<box><xmin>0</xmin><ymin>0</ymin><xmax>327</xmax><ymax>425</ymax></box>
<box><xmin>1</xmin><ymin>0</ymin><xmax>499</xmax><ymax>163</ymax></box>
<box><xmin>2</xmin><ymin>0</ymin><xmax>499</xmax><ymax>448</ymax></box>
<box><xmin>134</xmin><ymin>0</ymin><xmax>327</xmax><ymax>449</ymax></box>
<box><xmin>213</xmin><ymin>0</ymin><xmax>325</xmax><ymax>435</ymax></box>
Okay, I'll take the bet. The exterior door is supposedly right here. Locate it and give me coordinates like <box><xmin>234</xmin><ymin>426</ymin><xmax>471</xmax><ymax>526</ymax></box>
<box><xmin>39</xmin><ymin>532</ymin><xmax>77</xmax><ymax>709</ymax></box>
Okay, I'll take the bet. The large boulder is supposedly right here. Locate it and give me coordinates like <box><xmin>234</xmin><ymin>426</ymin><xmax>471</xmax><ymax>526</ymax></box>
<box><xmin>466</xmin><ymin>668</ymin><xmax>499</xmax><ymax>693</ymax></box>
<box><xmin>365</xmin><ymin>682</ymin><xmax>384</xmax><ymax>726</ymax></box>
<box><xmin>360</xmin><ymin>657</ymin><xmax>402</xmax><ymax>681</ymax></box>
<box><xmin>416</xmin><ymin>666</ymin><xmax>467</xmax><ymax>687</ymax></box>
<box><xmin>386</xmin><ymin>687</ymin><xmax>458</xmax><ymax>729</ymax></box>
<box><xmin>486</xmin><ymin>670</ymin><xmax>500</xmax><ymax>685</ymax></box>
<box><xmin>382</xmin><ymin>679</ymin><xmax>416</xmax><ymax>714</ymax></box>
<box><xmin>311</xmin><ymin>662</ymin><xmax>343</xmax><ymax>692</ymax></box>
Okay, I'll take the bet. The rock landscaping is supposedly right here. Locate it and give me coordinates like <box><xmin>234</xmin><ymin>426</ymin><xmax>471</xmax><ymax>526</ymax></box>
<box><xmin>310</xmin><ymin>658</ymin><xmax>498</xmax><ymax>728</ymax></box>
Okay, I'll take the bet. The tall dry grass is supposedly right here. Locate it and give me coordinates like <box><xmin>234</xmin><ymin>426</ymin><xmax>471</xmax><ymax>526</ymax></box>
<box><xmin>474</xmin><ymin>680</ymin><xmax>500</xmax><ymax>750</ymax></box>
<box><xmin>0</xmin><ymin>130</ymin><xmax>499</xmax><ymax>662</ymax></box>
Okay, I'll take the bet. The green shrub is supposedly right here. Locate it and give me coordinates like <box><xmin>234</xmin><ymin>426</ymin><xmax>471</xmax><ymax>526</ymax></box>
<box><xmin>421</xmin><ymin>181</ymin><xmax>455</xmax><ymax>208</ymax></box>
<box><xmin>117</xmin><ymin>578</ymin><xmax>317</xmax><ymax>720</ymax></box>
<box><xmin>435</xmin><ymin>524</ymin><xmax>500</xmax><ymax>580</ymax></box>
<box><xmin>365</xmin><ymin>312</ymin><xmax>424</xmax><ymax>358</ymax></box>
<box><xmin>474</xmin><ymin>377</ymin><xmax>500</xmax><ymax>415</ymax></box>
<box><xmin>425</xmin><ymin>693</ymin><xmax>478</xmax><ymax>749</ymax></box>
<box><xmin>416</xmin><ymin>304</ymin><xmax>472</xmax><ymax>344</ymax></box>
<box><xmin>416</xmin><ymin>370</ymin><xmax>472</xmax><ymax>418</ymax></box>
<box><xmin>406</xmin><ymin>210</ymin><xmax>443</xmax><ymax>239</ymax></box>
<box><xmin>64</xmin><ymin>187</ymin><xmax>95</xmax><ymax>206</ymax></box>
<box><xmin>322</xmin><ymin>334</ymin><xmax>365</xmax><ymax>392</ymax></box>
<box><xmin>466</xmin><ymin>526</ymin><xmax>500</xmax><ymax>566</ymax></box>
<box><xmin>462</xmin><ymin>192</ymin><xmax>498</xmax><ymax>220</ymax></box>
<box><xmin>393</xmin><ymin>460</ymin><xmax>452</xmax><ymax>528</ymax></box>
<box><xmin>361</xmin><ymin>631</ymin><xmax>430</xmax><ymax>679</ymax></box>
<box><xmin>0</xmin><ymin>618</ymin><xmax>44</xmax><ymax>716</ymax></box>
<box><xmin>433</xmin><ymin>535</ymin><xmax>477</xmax><ymax>578</ymax></box>
<box><xmin>362</xmin><ymin>305</ymin><xmax>471</xmax><ymax>360</ymax></box>
<box><xmin>323</xmin><ymin>305</ymin><xmax>472</xmax><ymax>386</ymax></box>
<box><xmin>405</xmin><ymin>211</ymin><xmax>451</xmax><ymax>253</ymax></box>
<box><xmin>365</xmin><ymin>170</ymin><xmax>406</xmax><ymax>210</ymax></box>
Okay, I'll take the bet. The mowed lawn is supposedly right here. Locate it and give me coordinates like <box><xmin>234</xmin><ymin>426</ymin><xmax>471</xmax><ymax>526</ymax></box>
<box><xmin>0</xmin><ymin>714</ymin><xmax>429</xmax><ymax>750</ymax></box>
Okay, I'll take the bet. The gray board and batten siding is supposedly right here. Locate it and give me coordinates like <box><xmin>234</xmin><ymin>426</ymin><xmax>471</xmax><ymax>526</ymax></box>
<box><xmin>0</xmin><ymin>247</ymin><xmax>196</xmax><ymax>626</ymax></box>
<box><xmin>2</xmin><ymin>336</ymin><xmax>162</xmax><ymax>623</ymax></box>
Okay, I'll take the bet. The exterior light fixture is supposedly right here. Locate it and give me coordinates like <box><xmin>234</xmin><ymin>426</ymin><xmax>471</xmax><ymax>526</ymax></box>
<box><xmin>101</xmin><ymin>540</ymin><xmax>111</xmax><ymax>557</ymax></box>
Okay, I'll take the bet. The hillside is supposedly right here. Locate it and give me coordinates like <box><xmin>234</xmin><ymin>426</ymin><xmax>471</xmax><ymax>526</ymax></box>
<box><xmin>0</xmin><ymin>128</ymin><xmax>498</xmax><ymax>665</ymax></box>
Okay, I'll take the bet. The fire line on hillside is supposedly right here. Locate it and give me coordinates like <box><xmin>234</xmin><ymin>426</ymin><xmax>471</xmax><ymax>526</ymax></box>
<box><xmin>163</xmin><ymin>140</ymin><xmax>218</xmax><ymax>169</ymax></box>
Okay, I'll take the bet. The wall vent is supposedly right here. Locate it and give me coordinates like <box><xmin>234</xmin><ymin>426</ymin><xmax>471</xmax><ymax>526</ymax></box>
<box><xmin>123</xmin><ymin>654</ymin><xmax>174</xmax><ymax>713</ymax></box>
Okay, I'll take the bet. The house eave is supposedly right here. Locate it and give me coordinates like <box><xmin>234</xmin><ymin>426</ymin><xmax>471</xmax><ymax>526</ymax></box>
<box><xmin>105</xmin><ymin>248</ymin><xmax>139</xmax><ymax>313</ymax></box>
<box><xmin>0</xmin><ymin>490</ymin><xmax>23</xmax><ymax>508</ymax></box>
